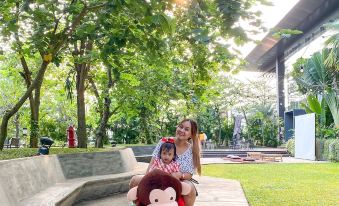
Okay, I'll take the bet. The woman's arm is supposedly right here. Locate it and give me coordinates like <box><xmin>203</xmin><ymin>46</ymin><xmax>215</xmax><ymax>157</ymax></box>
<box><xmin>171</xmin><ymin>172</ymin><xmax>192</xmax><ymax>180</ymax></box>
<box><xmin>171</xmin><ymin>172</ymin><xmax>182</xmax><ymax>180</ymax></box>
<box><xmin>180</xmin><ymin>172</ymin><xmax>192</xmax><ymax>180</ymax></box>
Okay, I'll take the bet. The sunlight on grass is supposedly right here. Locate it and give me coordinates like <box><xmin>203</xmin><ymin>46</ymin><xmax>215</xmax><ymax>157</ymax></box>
<box><xmin>203</xmin><ymin>164</ymin><xmax>339</xmax><ymax>206</ymax></box>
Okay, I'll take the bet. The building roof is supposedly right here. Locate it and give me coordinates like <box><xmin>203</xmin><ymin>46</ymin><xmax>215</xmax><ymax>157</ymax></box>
<box><xmin>245</xmin><ymin>0</ymin><xmax>339</xmax><ymax>72</ymax></box>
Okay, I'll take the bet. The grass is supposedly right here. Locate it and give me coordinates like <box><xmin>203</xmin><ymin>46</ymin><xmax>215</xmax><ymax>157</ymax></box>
<box><xmin>0</xmin><ymin>147</ymin><xmax>122</xmax><ymax>160</ymax></box>
<box><xmin>203</xmin><ymin>163</ymin><xmax>339</xmax><ymax>206</ymax></box>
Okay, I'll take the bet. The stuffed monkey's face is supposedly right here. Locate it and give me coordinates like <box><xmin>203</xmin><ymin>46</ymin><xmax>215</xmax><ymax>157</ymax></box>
<box><xmin>148</xmin><ymin>187</ymin><xmax>178</xmax><ymax>206</ymax></box>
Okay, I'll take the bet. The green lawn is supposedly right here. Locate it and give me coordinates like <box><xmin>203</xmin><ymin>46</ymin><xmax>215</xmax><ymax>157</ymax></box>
<box><xmin>203</xmin><ymin>163</ymin><xmax>339</xmax><ymax>206</ymax></box>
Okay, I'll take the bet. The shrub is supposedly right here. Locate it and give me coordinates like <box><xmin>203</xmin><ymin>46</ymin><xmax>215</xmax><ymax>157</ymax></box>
<box><xmin>286</xmin><ymin>138</ymin><xmax>295</xmax><ymax>157</ymax></box>
<box><xmin>323</xmin><ymin>139</ymin><xmax>335</xmax><ymax>160</ymax></box>
<box><xmin>327</xmin><ymin>139</ymin><xmax>339</xmax><ymax>162</ymax></box>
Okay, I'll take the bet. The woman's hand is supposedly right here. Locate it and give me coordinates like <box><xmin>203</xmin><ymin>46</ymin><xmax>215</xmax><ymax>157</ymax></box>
<box><xmin>171</xmin><ymin>172</ymin><xmax>182</xmax><ymax>180</ymax></box>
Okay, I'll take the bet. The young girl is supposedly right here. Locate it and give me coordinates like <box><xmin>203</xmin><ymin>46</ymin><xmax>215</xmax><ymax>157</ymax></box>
<box><xmin>149</xmin><ymin>137</ymin><xmax>181</xmax><ymax>177</ymax></box>
<box><xmin>130</xmin><ymin>119</ymin><xmax>201</xmax><ymax>206</ymax></box>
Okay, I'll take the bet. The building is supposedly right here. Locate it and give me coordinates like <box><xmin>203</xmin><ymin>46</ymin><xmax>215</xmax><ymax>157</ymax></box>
<box><xmin>245</xmin><ymin>0</ymin><xmax>339</xmax><ymax>120</ymax></box>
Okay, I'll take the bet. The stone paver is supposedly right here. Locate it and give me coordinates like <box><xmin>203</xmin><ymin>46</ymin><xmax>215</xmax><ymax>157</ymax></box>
<box><xmin>76</xmin><ymin>175</ymin><xmax>248</xmax><ymax>206</ymax></box>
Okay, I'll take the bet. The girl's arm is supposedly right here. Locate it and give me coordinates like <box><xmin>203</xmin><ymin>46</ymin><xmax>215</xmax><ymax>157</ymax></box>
<box><xmin>146</xmin><ymin>157</ymin><xmax>155</xmax><ymax>173</ymax></box>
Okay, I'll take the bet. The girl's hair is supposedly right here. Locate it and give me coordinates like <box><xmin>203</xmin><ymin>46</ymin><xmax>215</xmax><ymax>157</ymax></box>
<box><xmin>158</xmin><ymin>142</ymin><xmax>177</xmax><ymax>161</ymax></box>
<box><xmin>179</xmin><ymin>119</ymin><xmax>201</xmax><ymax>175</ymax></box>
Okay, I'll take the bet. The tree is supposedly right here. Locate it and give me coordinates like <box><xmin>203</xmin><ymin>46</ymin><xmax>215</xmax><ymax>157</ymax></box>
<box><xmin>0</xmin><ymin>0</ymin><xmax>109</xmax><ymax>150</ymax></box>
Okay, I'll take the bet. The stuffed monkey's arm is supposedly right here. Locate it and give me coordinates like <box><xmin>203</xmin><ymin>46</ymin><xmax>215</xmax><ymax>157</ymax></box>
<box><xmin>127</xmin><ymin>187</ymin><xmax>138</xmax><ymax>201</ymax></box>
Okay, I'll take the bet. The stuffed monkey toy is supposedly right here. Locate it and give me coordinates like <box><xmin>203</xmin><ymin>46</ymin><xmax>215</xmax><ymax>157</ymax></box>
<box><xmin>127</xmin><ymin>169</ymin><xmax>191</xmax><ymax>206</ymax></box>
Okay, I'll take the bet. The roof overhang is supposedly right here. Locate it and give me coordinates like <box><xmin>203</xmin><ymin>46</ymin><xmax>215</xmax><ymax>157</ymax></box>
<box><xmin>245</xmin><ymin>0</ymin><xmax>339</xmax><ymax>72</ymax></box>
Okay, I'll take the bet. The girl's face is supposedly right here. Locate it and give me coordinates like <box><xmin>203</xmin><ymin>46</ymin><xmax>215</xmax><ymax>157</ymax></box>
<box><xmin>175</xmin><ymin>120</ymin><xmax>192</xmax><ymax>141</ymax></box>
<box><xmin>161</xmin><ymin>148</ymin><xmax>174</xmax><ymax>164</ymax></box>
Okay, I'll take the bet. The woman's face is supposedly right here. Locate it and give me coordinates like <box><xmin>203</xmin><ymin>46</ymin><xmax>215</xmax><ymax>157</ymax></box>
<box><xmin>175</xmin><ymin>121</ymin><xmax>192</xmax><ymax>141</ymax></box>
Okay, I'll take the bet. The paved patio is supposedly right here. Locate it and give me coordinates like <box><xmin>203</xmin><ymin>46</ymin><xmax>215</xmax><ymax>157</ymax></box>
<box><xmin>76</xmin><ymin>175</ymin><xmax>249</xmax><ymax>206</ymax></box>
<box><xmin>76</xmin><ymin>157</ymin><xmax>328</xmax><ymax>206</ymax></box>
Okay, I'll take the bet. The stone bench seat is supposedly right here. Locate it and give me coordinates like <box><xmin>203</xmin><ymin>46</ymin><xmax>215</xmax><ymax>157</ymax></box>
<box><xmin>0</xmin><ymin>148</ymin><xmax>146</xmax><ymax>206</ymax></box>
<box><xmin>20</xmin><ymin>164</ymin><xmax>147</xmax><ymax>206</ymax></box>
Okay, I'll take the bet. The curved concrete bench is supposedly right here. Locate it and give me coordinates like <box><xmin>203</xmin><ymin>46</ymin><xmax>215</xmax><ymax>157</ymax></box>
<box><xmin>0</xmin><ymin>148</ymin><xmax>147</xmax><ymax>206</ymax></box>
<box><xmin>127</xmin><ymin>146</ymin><xmax>156</xmax><ymax>163</ymax></box>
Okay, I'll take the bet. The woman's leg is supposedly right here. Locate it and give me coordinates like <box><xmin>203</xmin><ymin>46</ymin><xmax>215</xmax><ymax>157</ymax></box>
<box><xmin>129</xmin><ymin>175</ymin><xmax>144</xmax><ymax>188</ymax></box>
<box><xmin>183</xmin><ymin>180</ymin><xmax>196</xmax><ymax>206</ymax></box>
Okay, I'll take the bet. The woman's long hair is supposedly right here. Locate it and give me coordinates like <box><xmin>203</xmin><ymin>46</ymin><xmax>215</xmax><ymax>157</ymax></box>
<box><xmin>180</xmin><ymin>119</ymin><xmax>201</xmax><ymax>175</ymax></box>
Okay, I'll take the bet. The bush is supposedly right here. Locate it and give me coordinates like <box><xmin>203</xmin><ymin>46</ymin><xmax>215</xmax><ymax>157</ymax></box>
<box><xmin>327</xmin><ymin>139</ymin><xmax>339</xmax><ymax>162</ymax></box>
<box><xmin>323</xmin><ymin>139</ymin><xmax>335</xmax><ymax>160</ymax></box>
<box><xmin>286</xmin><ymin>138</ymin><xmax>295</xmax><ymax>157</ymax></box>
<box><xmin>283</xmin><ymin>138</ymin><xmax>338</xmax><ymax>162</ymax></box>
<box><xmin>0</xmin><ymin>147</ymin><xmax>118</xmax><ymax>160</ymax></box>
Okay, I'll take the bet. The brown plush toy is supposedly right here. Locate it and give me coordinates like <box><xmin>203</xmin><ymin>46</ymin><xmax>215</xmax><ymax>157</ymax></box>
<box><xmin>127</xmin><ymin>169</ymin><xmax>191</xmax><ymax>206</ymax></box>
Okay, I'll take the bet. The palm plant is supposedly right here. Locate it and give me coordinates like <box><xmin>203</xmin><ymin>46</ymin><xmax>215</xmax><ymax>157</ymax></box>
<box><xmin>324</xmin><ymin>88</ymin><xmax>339</xmax><ymax>128</ymax></box>
<box><xmin>324</xmin><ymin>20</ymin><xmax>339</xmax><ymax>70</ymax></box>
<box><xmin>294</xmin><ymin>48</ymin><xmax>338</xmax><ymax>128</ymax></box>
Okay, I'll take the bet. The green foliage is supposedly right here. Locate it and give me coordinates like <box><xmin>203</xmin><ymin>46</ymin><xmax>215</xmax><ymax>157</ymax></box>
<box><xmin>328</xmin><ymin>139</ymin><xmax>339</xmax><ymax>162</ymax></box>
<box><xmin>292</xmin><ymin>48</ymin><xmax>338</xmax><ymax>129</ymax></box>
<box><xmin>40</xmin><ymin>119</ymin><xmax>68</xmax><ymax>141</ymax></box>
<box><xmin>306</xmin><ymin>95</ymin><xmax>322</xmax><ymax>114</ymax></box>
<box><xmin>272</xmin><ymin>28</ymin><xmax>303</xmax><ymax>39</ymax></box>
<box><xmin>243</xmin><ymin>103</ymin><xmax>280</xmax><ymax>147</ymax></box>
<box><xmin>323</xmin><ymin>139</ymin><xmax>339</xmax><ymax>162</ymax></box>
<box><xmin>0</xmin><ymin>0</ymin><xmax>269</xmax><ymax>147</ymax></box>
<box><xmin>324</xmin><ymin>88</ymin><xmax>339</xmax><ymax>127</ymax></box>
<box><xmin>319</xmin><ymin>125</ymin><xmax>339</xmax><ymax>139</ymax></box>
<box><xmin>292</xmin><ymin>49</ymin><xmax>335</xmax><ymax>95</ymax></box>
<box><xmin>323</xmin><ymin>20</ymin><xmax>339</xmax><ymax>69</ymax></box>
<box><xmin>286</xmin><ymin>138</ymin><xmax>295</xmax><ymax>157</ymax></box>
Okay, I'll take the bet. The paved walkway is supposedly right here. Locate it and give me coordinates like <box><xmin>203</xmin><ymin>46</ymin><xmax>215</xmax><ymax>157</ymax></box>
<box><xmin>77</xmin><ymin>175</ymin><xmax>248</xmax><ymax>206</ymax></box>
<box><xmin>77</xmin><ymin>157</ymin><xmax>328</xmax><ymax>206</ymax></box>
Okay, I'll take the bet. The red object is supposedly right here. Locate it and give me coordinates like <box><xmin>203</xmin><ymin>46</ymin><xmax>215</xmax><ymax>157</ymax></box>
<box><xmin>178</xmin><ymin>196</ymin><xmax>185</xmax><ymax>206</ymax></box>
<box><xmin>161</xmin><ymin>137</ymin><xmax>175</xmax><ymax>143</ymax></box>
<box><xmin>135</xmin><ymin>196</ymin><xmax>185</xmax><ymax>206</ymax></box>
<box><xmin>67</xmin><ymin>125</ymin><xmax>75</xmax><ymax>148</ymax></box>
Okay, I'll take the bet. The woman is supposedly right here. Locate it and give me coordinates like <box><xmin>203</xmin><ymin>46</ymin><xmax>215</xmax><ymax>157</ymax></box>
<box><xmin>129</xmin><ymin>119</ymin><xmax>201</xmax><ymax>206</ymax></box>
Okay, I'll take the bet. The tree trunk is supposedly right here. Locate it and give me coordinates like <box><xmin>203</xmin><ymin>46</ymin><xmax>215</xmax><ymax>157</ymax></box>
<box><xmin>140</xmin><ymin>108</ymin><xmax>152</xmax><ymax>144</ymax></box>
<box><xmin>92</xmin><ymin>64</ymin><xmax>119</xmax><ymax>148</ymax></box>
<box><xmin>14</xmin><ymin>113</ymin><xmax>20</xmax><ymax>139</ymax></box>
<box><xmin>76</xmin><ymin>63</ymin><xmax>89</xmax><ymax>148</ymax></box>
<box><xmin>73</xmin><ymin>39</ymin><xmax>93</xmax><ymax>148</ymax></box>
<box><xmin>0</xmin><ymin>61</ymin><xmax>49</xmax><ymax>150</ymax></box>
<box><xmin>95</xmin><ymin>96</ymin><xmax>111</xmax><ymax>148</ymax></box>
<box><xmin>30</xmin><ymin>80</ymin><xmax>44</xmax><ymax>147</ymax></box>
<box><xmin>29</xmin><ymin>63</ymin><xmax>46</xmax><ymax>148</ymax></box>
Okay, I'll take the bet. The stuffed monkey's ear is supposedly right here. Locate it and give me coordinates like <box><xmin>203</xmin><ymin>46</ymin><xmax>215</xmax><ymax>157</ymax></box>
<box><xmin>181</xmin><ymin>182</ymin><xmax>191</xmax><ymax>195</ymax></box>
<box><xmin>127</xmin><ymin>186</ymin><xmax>138</xmax><ymax>201</ymax></box>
